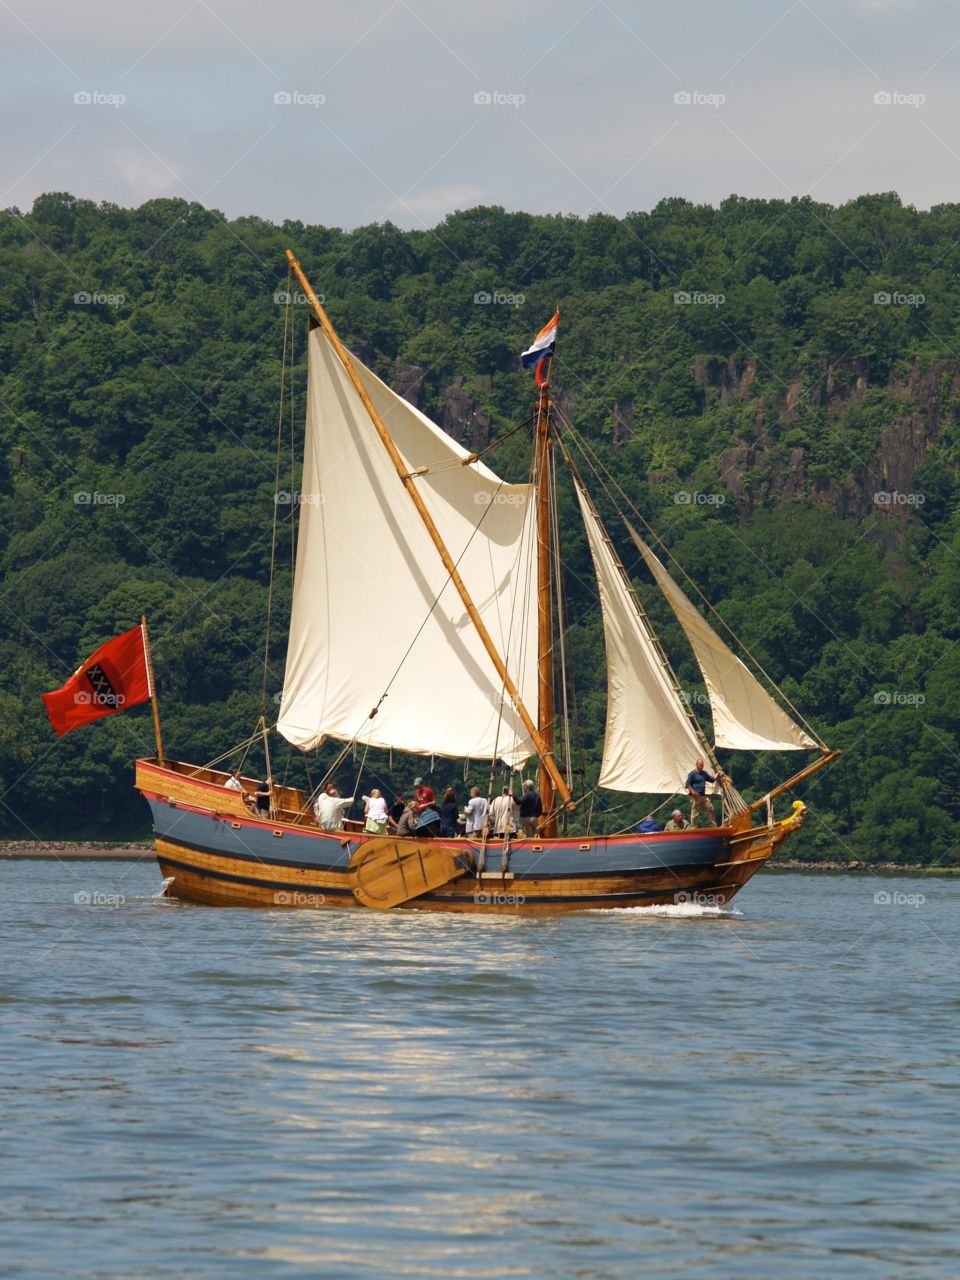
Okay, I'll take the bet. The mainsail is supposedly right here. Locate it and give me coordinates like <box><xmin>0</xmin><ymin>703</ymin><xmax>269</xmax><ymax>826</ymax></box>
<box><xmin>626</xmin><ymin>525</ymin><xmax>818</xmax><ymax>752</ymax></box>
<box><xmin>277</xmin><ymin>323</ymin><xmax>539</xmax><ymax>766</ymax></box>
<box><xmin>573</xmin><ymin>479</ymin><xmax>708</xmax><ymax>793</ymax></box>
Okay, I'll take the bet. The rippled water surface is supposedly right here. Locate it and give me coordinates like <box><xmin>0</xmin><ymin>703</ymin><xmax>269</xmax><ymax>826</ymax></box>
<box><xmin>1</xmin><ymin>860</ymin><xmax>958</xmax><ymax>1279</ymax></box>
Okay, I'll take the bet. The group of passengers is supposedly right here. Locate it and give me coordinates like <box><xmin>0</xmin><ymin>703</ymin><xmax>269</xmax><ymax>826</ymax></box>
<box><xmin>308</xmin><ymin>774</ymin><xmax>544</xmax><ymax>841</ymax></box>
<box><xmin>224</xmin><ymin>755</ymin><xmax>729</xmax><ymax>837</ymax></box>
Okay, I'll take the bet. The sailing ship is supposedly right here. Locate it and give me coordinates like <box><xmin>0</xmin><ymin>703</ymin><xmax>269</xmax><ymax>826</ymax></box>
<box><xmin>134</xmin><ymin>251</ymin><xmax>839</xmax><ymax>913</ymax></box>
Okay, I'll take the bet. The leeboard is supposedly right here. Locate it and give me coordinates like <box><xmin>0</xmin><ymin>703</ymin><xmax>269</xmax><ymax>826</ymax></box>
<box><xmin>349</xmin><ymin>839</ymin><xmax>475</xmax><ymax>909</ymax></box>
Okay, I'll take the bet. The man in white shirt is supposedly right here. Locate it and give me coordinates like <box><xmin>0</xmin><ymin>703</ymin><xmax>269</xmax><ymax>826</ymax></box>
<box><xmin>464</xmin><ymin>786</ymin><xmax>488</xmax><ymax>837</ymax></box>
<box><xmin>489</xmin><ymin>787</ymin><xmax>516</xmax><ymax>838</ymax></box>
<box><xmin>223</xmin><ymin>770</ymin><xmax>243</xmax><ymax>792</ymax></box>
<box><xmin>314</xmin><ymin>784</ymin><xmax>355</xmax><ymax>832</ymax></box>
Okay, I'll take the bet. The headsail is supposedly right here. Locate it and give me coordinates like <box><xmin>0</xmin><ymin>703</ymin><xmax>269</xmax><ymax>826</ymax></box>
<box><xmin>277</xmin><ymin>323</ymin><xmax>538</xmax><ymax>766</ymax></box>
<box><xmin>573</xmin><ymin>479</ymin><xmax>708</xmax><ymax>793</ymax></box>
<box><xmin>626</xmin><ymin>525</ymin><xmax>818</xmax><ymax>752</ymax></box>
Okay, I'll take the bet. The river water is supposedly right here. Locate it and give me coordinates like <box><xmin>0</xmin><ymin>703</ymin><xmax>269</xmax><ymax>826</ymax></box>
<box><xmin>0</xmin><ymin>860</ymin><xmax>956</xmax><ymax>1279</ymax></box>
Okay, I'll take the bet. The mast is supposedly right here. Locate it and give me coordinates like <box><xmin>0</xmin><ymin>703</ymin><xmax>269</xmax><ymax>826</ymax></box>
<box><xmin>285</xmin><ymin>250</ymin><xmax>574</xmax><ymax>811</ymax></box>
<box><xmin>535</xmin><ymin>367</ymin><xmax>556</xmax><ymax>836</ymax></box>
<box><xmin>140</xmin><ymin>615</ymin><xmax>164</xmax><ymax>766</ymax></box>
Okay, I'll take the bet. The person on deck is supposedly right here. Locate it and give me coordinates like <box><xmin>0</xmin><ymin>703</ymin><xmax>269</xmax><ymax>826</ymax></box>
<box><xmin>254</xmin><ymin>778</ymin><xmax>273</xmax><ymax>816</ymax></box>
<box><xmin>415</xmin><ymin>805</ymin><xmax>441</xmax><ymax>838</ymax></box>
<box><xmin>314</xmin><ymin>784</ymin><xmax>354</xmax><ymax>832</ymax></box>
<box><xmin>223</xmin><ymin>770</ymin><xmax>243</xmax><ymax>792</ymax></box>
<box><xmin>518</xmin><ymin>779</ymin><xmax>542</xmax><ymax>837</ymax></box>
<box><xmin>685</xmin><ymin>758</ymin><xmax>727</xmax><ymax>828</ymax></box>
<box><xmin>395</xmin><ymin>799</ymin><xmax>419</xmax><ymax>837</ymax></box>
<box><xmin>440</xmin><ymin>788</ymin><xmax>459</xmax><ymax>838</ymax></box>
<box><xmin>664</xmin><ymin>809</ymin><xmax>689</xmax><ymax>832</ymax></box>
<box><xmin>363</xmin><ymin>789</ymin><xmax>389</xmax><ymax>835</ymax></box>
<box><xmin>413</xmin><ymin>776</ymin><xmax>435</xmax><ymax>812</ymax></box>
<box><xmin>489</xmin><ymin>787</ymin><xmax>516</xmax><ymax>838</ymax></box>
<box><xmin>464</xmin><ymin>787</ymin><xmax>488</xmax><ymax>838</ymax></box>
<box><xmin>388</xmin><ymin>795</ymin><xmax>406</xmax><ymax>828</ymax></box>
<box><xmin>635</xmin><ymin>816</ymin><xmax>663</xmax><ymax>833</ymax></box>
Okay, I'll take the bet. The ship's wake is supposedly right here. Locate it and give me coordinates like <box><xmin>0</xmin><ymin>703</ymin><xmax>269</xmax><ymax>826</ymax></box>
<box><xmin>593</xmin><ymin>901</ymin><xmax>743</xmax><ymax>918</ymax></box>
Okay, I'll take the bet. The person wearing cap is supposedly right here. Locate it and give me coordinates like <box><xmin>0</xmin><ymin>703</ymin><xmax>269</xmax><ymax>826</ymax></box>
<box><xmin>413</xmin><ymin>775</ymin><xmax>435</xmax><ymax>812</ymax></box>
<box><xmin>664</xmin><ymin>808</ymin><xmax>689</xmax><ymax>832</ymax></box>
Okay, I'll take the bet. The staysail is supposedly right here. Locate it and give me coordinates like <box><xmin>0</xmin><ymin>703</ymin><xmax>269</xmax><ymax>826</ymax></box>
<box><xmin>573</xmin><ymin>480</ymin><xmax>708</xmax><ymax>793</ymax></box>
<box><xmin>277</xmin><ymin>323</ymin><xmax>539</xmax><ymax>766</ymax></box>
<box><xmin>626</xmin><ymin>525</ymin><xmax>818</xmax><ymax>751</ymax></box>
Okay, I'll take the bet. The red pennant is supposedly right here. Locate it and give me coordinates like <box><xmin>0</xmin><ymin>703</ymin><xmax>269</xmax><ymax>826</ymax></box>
<box><xmin>534</xmin><ymin>353</ymin><xmax>551</xmax><ymax>389</ymax></box>
<box><xmin>42</xmin><ymin>625</ymin><xmax>151</xmax><ymax>737</ymax></box>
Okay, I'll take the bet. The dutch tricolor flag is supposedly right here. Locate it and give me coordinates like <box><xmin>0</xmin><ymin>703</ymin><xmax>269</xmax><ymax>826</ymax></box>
<box><xmin>520</xmin><ymin>310</ymin><xmax>559</xmax><ymax>387</ymax></box>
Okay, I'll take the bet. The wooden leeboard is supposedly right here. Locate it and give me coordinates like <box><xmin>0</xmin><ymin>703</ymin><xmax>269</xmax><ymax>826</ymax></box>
<box><xmin>349</xmin><ymin>840</ymin><xmax>475</xmax><ymax>909</ymax></box>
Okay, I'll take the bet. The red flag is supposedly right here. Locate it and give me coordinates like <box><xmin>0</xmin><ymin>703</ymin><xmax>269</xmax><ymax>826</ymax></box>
<box><xmin>42</xmin><ymin>625</ymin><xmax>151</xmax><ymax>737</ymax></box>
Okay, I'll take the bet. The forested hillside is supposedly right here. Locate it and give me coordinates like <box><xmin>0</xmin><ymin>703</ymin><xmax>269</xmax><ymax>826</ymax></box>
<box><xmin>2</xmin><ymin>191</ymin><xmax>959</xmax><ymax>861</ymax></box>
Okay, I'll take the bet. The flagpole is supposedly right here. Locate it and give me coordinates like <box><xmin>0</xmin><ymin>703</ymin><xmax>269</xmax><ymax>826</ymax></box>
<box><xmin>141</xmin><ymin>615</ymin><xmax>165</xmax><ymax>766</ymax></box>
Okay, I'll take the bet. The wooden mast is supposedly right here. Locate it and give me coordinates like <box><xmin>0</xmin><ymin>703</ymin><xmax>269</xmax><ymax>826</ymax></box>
<box><xmin>535</xmin><ymin>363</ymin><xmax>556</xmax><ymax>836</ymax></box>
<box><xmin>284</xmin><ymin>250</ymin><xmax>574</xmax><ymax>811</ymax></box>
<box><xmin>140</xmin><ymin>614</ymin><xmax>164</xmax><ymax>766</ymax></box>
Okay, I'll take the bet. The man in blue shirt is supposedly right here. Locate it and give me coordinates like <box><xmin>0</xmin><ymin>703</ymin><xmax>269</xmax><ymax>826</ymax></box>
<box><xmin>518</xmin><ymin>779</ymin><xmax>542</xmax><ymax>836</ymax></box>
<box><xmin>685</xmin><ymin>757</ymin><xmax>727</xmax><ymax>827</ymax></box>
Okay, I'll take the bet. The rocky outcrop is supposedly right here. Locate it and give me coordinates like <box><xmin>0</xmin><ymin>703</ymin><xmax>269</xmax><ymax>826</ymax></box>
<box><xmin>714</xmin><ymin>358</ymin><xmax>958</xmax><ymax>519</ymax></box>
<box><xmin>611</xmin><ymin>398</ymin><xmax>634</xmax><ymax>449</ymax></box>
<box><xmin>693</xmin><ymin>355</ymin><xmax>758</xmax><ymax>402</ymax></box>
<box><xmin>437</xmin><ymin>378</ymin><xmax>492</xmax><ymax>451</ymax></box>
<box><xmin>394</xmin><ymin>362</ymin><xmax>424</xmax><ymax>409</ymax></box>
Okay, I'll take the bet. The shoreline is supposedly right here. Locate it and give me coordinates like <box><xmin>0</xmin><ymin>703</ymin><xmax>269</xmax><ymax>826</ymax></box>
<box><xmin>0</xmin><ymin>842</ymin><xmax>153</xmax><ymax>860</ymax></box>
<box><xmin>0</xmin><ymin>842</ymin><xmax>951</xmax><ymax>873</ymax></box>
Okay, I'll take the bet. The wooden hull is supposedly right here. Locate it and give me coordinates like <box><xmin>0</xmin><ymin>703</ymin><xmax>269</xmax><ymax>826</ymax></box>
<box><xmin>136</xmin><ymin>758</ymin><xmax>801</xmax><ymax>914</ymax></box>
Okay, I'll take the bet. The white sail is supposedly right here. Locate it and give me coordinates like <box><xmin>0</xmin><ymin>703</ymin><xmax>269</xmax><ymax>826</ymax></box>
<box><xmin>627</xmin><ymin>525</ymin><xmax>818</xmax><ymax>751</ymax></box>
<box><xmin>277</xmin><ymin>323</ymin><xmax>538</xmax><ymax>766</ymax></box>
<box><xmin>574</xmin><ymin>480</ymin><xmax>707</xmax><ymax>793</ymax></box>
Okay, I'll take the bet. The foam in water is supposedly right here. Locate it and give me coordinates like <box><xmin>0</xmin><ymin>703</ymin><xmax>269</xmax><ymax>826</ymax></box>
<box><xmin>154</xmin><ymin>876</ymin><xmax>175</xmax><ymax>900</ymax></box>
<box><xmin>592</xmin><ymin>901</ymin><xmax>742</xmax><ymax>918</ymax></box>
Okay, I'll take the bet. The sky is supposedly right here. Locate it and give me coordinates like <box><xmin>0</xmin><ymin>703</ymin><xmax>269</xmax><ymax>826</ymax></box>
<box><xmin>1</xmin><ymin>0</ymin><xmax>959</xmax><ymax>230</ymax></box>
